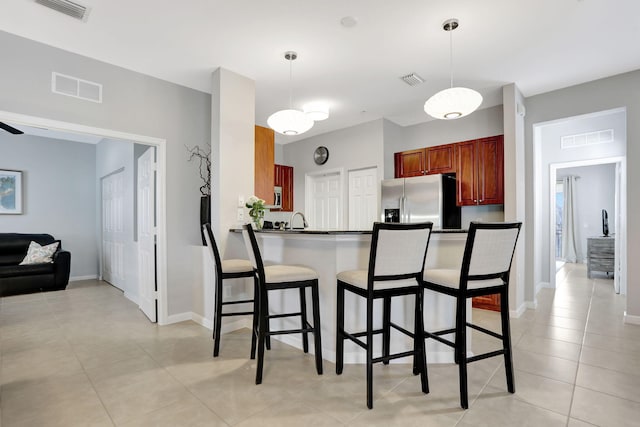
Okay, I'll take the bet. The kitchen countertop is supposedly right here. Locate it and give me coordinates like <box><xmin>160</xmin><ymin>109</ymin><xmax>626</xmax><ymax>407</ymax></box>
<box><xmin>229</xmin><ymin>227</ymin><xmax>467</xmax><ymax>235</ymax></box>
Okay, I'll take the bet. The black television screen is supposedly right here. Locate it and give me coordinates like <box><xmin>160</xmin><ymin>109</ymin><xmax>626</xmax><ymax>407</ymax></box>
<box><xmin>602</xmin><ymin>209</ymin><xmax>609</xmax><ymax>237</ymax></box>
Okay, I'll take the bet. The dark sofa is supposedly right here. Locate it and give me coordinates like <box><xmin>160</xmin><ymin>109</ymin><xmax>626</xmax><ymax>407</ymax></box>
<box><xmin>0</xmin><ymin>233</ymin><xmax>71</xmax><ymax>297</ymax></box>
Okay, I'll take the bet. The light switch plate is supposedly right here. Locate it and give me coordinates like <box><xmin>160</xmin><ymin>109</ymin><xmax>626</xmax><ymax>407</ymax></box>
<box><xmin>238</xmin><ymin>195</ymin><xmax>245</xmax><ymax>207</ymax></box>
<box><xmin>237</xmin><ymin>208</ymin><xmax>244</xmax><ymax>221</ymax></box>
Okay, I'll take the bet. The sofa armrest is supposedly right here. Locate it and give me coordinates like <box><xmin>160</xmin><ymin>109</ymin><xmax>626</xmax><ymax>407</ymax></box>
<box><xmin>53</xmin><ymin>250</ymin><xmax>71</xmax><ymax>288</ymax></box>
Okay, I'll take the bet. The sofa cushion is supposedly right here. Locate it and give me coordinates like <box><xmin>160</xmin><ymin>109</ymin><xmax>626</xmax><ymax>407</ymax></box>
<box><xmin>0</xmin><ymin>233</ymin><xmax>57</xmax><ymax>266</ymax></box>
<box><xmin>19</xmin><ymin>241</ymin><xmax>59</xmax><ymax>265</ymax></box>
<box><xmin>0</xmin><ymin>263</ymin><xmax>55</xmax><ymax>278</ymax></box>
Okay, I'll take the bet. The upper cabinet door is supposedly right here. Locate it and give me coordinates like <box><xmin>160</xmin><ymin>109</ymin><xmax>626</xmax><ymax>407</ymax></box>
<box><xmin>426</xmin><ymin>144</ymin><xmax>456</xmax><ymax>174</ymax></box>
<box><xmin>394</xmin><ymin>148</ymin><xmax>427</xmax><ymax>178</ymax></box>
<box><xmin>476</xmin><ymin>135</ymin><xmax>504</xmax><ymax>205</ymax></box>
<box><xmin>255</xmin><ymin>125</ymin><xmax>275</xmax><ymax>204</ymax></box>
<box><xmin>455</xmin><ymin>141</ymin><xmax>478</xmax><ymax>206</ymax></box>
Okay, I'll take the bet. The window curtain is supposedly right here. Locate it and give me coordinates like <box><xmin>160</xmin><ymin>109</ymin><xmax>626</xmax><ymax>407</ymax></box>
<box><xmin>561</xmin><ymin>176</ymin><xmax>579</xmax><ymax>263</ymax></box>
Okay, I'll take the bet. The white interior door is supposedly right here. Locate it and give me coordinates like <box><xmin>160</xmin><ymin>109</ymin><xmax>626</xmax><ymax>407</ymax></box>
<box><xmin>307</xmin><ymin>172</ymin><xmax>342</xmax><ymax>230</ymax></box>
<box><xmin>137</xmin><ymin>147</ymin><xmax>157</xmax><ymax>322</ymax></box>
<box><xmin>101</xmin><ymin>171</ymin><xmax>125</xmax><ymax>290</ymax></box>
<box><xmin>348</xmin><ymin>167</ymin><xmax>377</xmax><ymax>230</ymax></box>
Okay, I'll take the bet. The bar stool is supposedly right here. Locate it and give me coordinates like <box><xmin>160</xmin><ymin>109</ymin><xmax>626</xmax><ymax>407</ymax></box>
<box><xmin>203</xmin><ymin>223</ymin><xmax>259</xmax><ymax>358</ymax></box>
<box><xmin>336</xmin><ymin>222</ymin><xmax>433</xmax><ymax>409</ymax></box>
<box><xmin>421</xmin><ymin>221</ymin><xmax>522</xmax><ymax>409</ymax></box>
<box><xmin>242</xmin><ymin>224</ymin><xmax>323</xmax><ymax>384</ymax></box>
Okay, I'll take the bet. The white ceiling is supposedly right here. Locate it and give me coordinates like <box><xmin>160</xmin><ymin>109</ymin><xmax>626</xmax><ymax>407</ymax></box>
<box><xmin>2</xmin><ymin>0</ymin><xmax>640</xmax><ymax>144</ymax></box>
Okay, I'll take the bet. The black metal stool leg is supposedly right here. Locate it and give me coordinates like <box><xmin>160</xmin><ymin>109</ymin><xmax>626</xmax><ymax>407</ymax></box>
<box><xmin>311</xmin><ymin>280</ymin><xmax>323</xmax><ymax>375</ymax></box>
<box><xmin>501</xmin><ymin>289</ymin><xmax>515</xmax><ymax>393</ymax></box>
<box><xmin>299</xmin><ymin>286</ymin><xmax>309</xmax><ymax>353</ymax></box>
<box><xmin>382</xmin><ymin>295</ymin><xmax>391</xmax><ymax>365</ymax></box>
<box><xmin>250</xmin><ymin>275</ymin><xmax>259</xmax><ymax>360</ymax></box>
<box><xmin>457</xmin><ymin>296</ymin><xmax>469</xmax><ymax>409</ymax></box>
<box><xmin>213</xmin><ymin>275</ymin><xmax>224</xmax><ymax>357</ymax></box>
<box><xmin>336</xmin><ymin>283</ymin><xmax>345</xmax><ymax>375</ymax></box>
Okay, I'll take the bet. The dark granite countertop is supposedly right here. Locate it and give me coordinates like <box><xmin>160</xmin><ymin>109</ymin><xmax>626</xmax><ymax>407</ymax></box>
<box><xmin>229</xmin><ymin>228</ymin><xmax>467</xmax><ymax>235</ymax></box>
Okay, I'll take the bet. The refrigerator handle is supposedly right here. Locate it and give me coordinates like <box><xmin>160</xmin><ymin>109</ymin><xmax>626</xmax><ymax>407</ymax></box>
<box><xmin>401</xmin><ymin>195</ymin><xmax>407</xmax><ymax>223</ymax></box>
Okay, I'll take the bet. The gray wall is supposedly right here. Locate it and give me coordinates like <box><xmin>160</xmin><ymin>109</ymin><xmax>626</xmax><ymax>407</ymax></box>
<box><xmin>0</xmin><ymin>31</ymin><xmax>211</xmax><ymax>317</ymax></box>
<box><xmin>525</xmin><ymin>69</ymin><xmax>639</xmax><ymax>316</ymax></box>
<box><xmin>557</xmin><ymin>164</ymin><xmax>616</xmax><ymax>263</ymax></box>
<box><xmin>0</xmin><ymin>134</ymin><xmax>97</xmax><ymax>278</ymax></box>
<box><xmin>281</xmin><ymin>119</ymin><xmax>385</xmax><ymax>227</ymax></box>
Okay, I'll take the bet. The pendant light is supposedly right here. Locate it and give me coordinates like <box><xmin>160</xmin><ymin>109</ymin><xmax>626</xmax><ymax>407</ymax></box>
<box><xmin>268</xmin><ymin>51</ymin><xmax>314</xmax><ymax>136</ymax></box>
<box><xmin>424</xmin><ymin>19</ymin><xmax>482</xmax><ymax>120</ymax></box>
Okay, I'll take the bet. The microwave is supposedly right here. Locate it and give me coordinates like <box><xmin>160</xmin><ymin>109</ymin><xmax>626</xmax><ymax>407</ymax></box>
<box><xmin>273</xmin><ymin>186</ymin><xmax>282</xmax><ymax>208</ymax></box>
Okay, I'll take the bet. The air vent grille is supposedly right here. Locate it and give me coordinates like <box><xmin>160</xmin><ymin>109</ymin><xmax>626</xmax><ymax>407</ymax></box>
<box><xmin>400</xmin><ymin>73</ymin><xmax>425</xmax><ymax>86</ymax></box>
<box><xmin>52</xmin><ymin>72</ymin><xmax>102</xmax><ymax>103</ymax></box>
<box><xmin>35</xmin><ymin>0</ymin><xmax>90</xmax><ymax>21</ymax></box>
<box><xmin>561</xmin><ymin>129</ymin><xmax>614</xmax><ymax>149</ymax></box>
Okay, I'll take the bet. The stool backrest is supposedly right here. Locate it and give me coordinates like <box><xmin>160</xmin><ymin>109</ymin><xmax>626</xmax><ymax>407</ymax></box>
<box><xmin>368</xmin><ymin>222</ymin><xmax>433</xmax><ymax>291</ymax></box>
<box><xmin>203</xmin><ymin>223</ymin><xmax>223</xmax><ymax>277</ymax></box>
<box><xmin>242</xmin><ymin>224</ymin><xmax>265</xmax><ymax>280</ymax></box>
<box><xmin>460</xmin><ymin>222</ymin><xmax>522</xmax><ymax>290</ymax></box>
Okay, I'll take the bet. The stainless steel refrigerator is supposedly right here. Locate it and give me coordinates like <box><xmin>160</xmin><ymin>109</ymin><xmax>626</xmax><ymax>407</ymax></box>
<box><xmin>380</xmin><ymin>174</ymin><xmax>461</xmax><ymax>229</ymax></box>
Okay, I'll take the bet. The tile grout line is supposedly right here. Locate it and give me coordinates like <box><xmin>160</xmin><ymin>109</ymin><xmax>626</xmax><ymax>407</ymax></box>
<box><xmin>562</xmin><ymin>266</ymin><xmax>596</xmax><ymax>427</ymax></box>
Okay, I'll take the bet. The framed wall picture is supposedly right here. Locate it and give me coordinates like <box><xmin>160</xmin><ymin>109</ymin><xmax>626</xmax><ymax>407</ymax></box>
<box><xmin>0</xmin><ymin>170</ymin><xmax>23</xmax><ymax>214</ymax></box>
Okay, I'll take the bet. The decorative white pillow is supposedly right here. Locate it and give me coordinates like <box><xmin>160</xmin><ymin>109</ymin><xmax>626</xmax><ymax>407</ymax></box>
<box><xmin>19</xmin><ymin>241</ymin><xmax>60</xmax><ymax>265</ymax></box>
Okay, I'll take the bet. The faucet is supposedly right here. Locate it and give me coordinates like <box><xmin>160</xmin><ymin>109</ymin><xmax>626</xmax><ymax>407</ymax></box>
<box><xmin>289</xmin><ymin>211</ymin><xmax>309</xmax><ymax>230</ymax></box>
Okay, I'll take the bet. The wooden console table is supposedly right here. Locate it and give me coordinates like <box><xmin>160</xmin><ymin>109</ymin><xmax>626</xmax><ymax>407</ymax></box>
<box><xmin>587</xmin><ymin>236</ymin><xmax>615</xmax><ymax>278</ymax></box>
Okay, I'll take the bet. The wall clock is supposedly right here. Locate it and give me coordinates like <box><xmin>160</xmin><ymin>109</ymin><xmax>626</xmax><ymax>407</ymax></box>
<box><xmin>313</xmin><ymin>146</ymin><xmax>329</xmax><ymax>165</ymax></box>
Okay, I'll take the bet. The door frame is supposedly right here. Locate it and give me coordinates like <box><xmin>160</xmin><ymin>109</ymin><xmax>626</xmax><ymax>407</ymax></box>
<box><xmin>0</xmin><ymin>110</ymin><xmax>169</xmax><ymax>324</ymax></box>
<box><xmin>304</xmin><ymin>167</ymin><xmax>346</xmax><ymax>229</ymax></box>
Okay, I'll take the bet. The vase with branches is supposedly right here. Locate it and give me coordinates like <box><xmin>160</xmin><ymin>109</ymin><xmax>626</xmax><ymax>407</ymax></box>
<box><xmin>186</xmin><ymin>143</ymin><xmax>211</xmax><ymax>244</ymax></box>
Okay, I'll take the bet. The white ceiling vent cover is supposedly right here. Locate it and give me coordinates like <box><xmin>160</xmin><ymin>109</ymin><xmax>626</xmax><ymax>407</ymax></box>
<box><xmin>561</xmin><ymin>129</ymin><xmax>614</xmax><ymax>149</ymax></box>
<box><xmin>400</xmin><ymin>73</ymin><xmax>425</xmax><ymax>86</ymax></box>
<box><xmin>52</xmin><ymin>72</ymin><xmax>102</xmax><ymax>103</ymax></box>
<box><xmin>35</xmin><ymin>0</ymin><xmax>90</xmax><ymax>21</ymax></box>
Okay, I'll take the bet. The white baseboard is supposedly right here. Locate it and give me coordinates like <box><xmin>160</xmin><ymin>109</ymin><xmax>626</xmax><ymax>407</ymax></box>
<box><xmin>510</xmin><ymin>302</ymin><xmax>528</xmax><ymax>318</ymax></box>
<box><xmin>166</xmin><ymin>312</ymin><xmax>252</xmax><ymax>332</ymax></box>
<box><xmin>535</xmin><ymin>281</ymin><xmax>552</xmax><ymax>297</ymax></box>
<box><xmin>164</xmin><ymin>312</ymin><xmax>193</xmax><ymax>325</ymax></box>
<box><xmin>69</xmin><ymin>275</ymin><xmax>98</xmax><ymax>282</ymax></box>
<box><xmin>124</xmin><ymin>292</ymin><xmax>138</xmax><ymax>305</ymax></box>
<box><xmin>624</xmin><ymin>312</ymin><xmax>640</xmax><ymax>325</ymax></box>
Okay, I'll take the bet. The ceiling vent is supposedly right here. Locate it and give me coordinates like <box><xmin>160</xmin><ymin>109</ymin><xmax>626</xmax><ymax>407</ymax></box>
<box><xmin>400</xmin><ymin>73</ymin><xmax>425</xmax><ymax>87</ymax></box>
<box><xmin>35</xmin><ymin>0</ymin><xmax>90</xmax><ymax>21</ymax></box>
<box><xmin>52</xmin><ymin>72</ymin><xmax>102</xmax><ymax>103</ymax></box>
<box><xmin>561</xmin><ymin>129</ymin><xmax>614</xmax><ymax>149</ymax></box>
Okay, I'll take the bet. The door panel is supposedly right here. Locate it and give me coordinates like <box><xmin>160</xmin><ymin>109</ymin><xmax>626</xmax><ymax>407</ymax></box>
<box><xmin>348</xmin><ymin>167</ymin><xmax>378</xmax><ymax>230</ymax></box>
<box><xmin>102</xmin><ymin>171</ymin><xmax>125</xmax><ymax>290</ymax></box>
<box><xmin>456</xmin><ymin>141</ymin><xmax>478</xmax><ymax>206</ymax></box>
<box><xmin>137</xmin><ymin>147</ymin><xmax>157</xmax><ymax>322</ymax></box>
<box><xmin>477</xmin><ymin>136</ymin><xmax>504</xmax><ymax>205</ymax></box>
<box><xmin>426</xmin><ymin>144</ymin><xmax>456</xmax><ymax>174</ymax></box>
<box><xmin>308</xmin><ymin>172</ymin><xmax>342</xmax><ymax>230</ymax></box>
<box><xmin>394</xmin><ymin>149</ymin><xmax>426</xmax><ymax>178</ymax></box>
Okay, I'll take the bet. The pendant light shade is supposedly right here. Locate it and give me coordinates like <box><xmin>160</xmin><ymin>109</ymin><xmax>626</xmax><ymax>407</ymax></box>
<box><xmin>424</xmin><ymin>87</ymin><xmax>483</xmax><ymax>120</ymax></box>
<box><xmin>267</xmin><ymin>109</ymin><xmax>314</xmax><ymax>135</ymax></box>
<box><xmin>424</xmin><ymin>19</ymin><xmax>482</xmax><ymax>120</ymax></box>
<box><xmin>268</xmin><ymin>51</ymin><xmax>314</xmax><ymax>136</ymax></box>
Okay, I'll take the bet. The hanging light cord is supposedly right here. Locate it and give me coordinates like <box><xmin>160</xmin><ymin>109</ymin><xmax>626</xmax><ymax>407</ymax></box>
<box><xmin>449</xmin><ymin>24</ymin><xmax>454</xmax><ymax>89</ymax></box>
<box><xmin>288</xmin><ymin>57</ymin><xmax>293</xmax><ymax>109</ymax></box>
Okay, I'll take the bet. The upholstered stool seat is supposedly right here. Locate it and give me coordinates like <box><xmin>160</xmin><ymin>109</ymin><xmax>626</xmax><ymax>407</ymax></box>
<box><xmin>203</xmin><ymin>224</ymin><xmax>259</xmax><ymax>358</ymax></box>
<box><xmin>243</xmin><ymin>224</ymin><xmax>323</xmax><ymax>385</ymax></box>
<box><xmin>221</xmin><ymin>259</ymin><xmax>254</xmax><ymax>274</ymax></box>
<box><xmin>421</xmin><ymin>221</ymin><xmax>522</xmax><ymax>409</ymax></box>
<box><xmin>336</xmin><ymin>222</ymin><xmax>433</xmax><ymax>409</ymax></box>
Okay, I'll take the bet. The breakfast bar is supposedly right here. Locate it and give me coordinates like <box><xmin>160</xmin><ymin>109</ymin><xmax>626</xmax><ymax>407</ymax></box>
<box><xmin>226</xmin><ymin>228</ymin><xmax>469</xmax><ymax>364</ymax></box>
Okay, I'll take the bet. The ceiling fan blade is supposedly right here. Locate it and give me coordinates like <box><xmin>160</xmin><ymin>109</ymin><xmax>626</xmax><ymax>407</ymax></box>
<box><xmin>0</xmin><ymin>122</ymin><xmax>24</xmax><ymax>135</ymax></box>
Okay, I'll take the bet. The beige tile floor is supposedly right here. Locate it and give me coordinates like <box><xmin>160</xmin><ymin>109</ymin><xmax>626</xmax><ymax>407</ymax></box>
<box><xmin>1</xmin><ymin>263</ymin><xmax>638</xmax><ymax>426</ymax></box>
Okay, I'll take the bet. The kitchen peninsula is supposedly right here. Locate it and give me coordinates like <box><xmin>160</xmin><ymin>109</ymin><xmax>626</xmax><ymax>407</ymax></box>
<box><xmin>226</xmin><ymin>228</ymin><xmax>470</xmax><ymax>364</ymax></box>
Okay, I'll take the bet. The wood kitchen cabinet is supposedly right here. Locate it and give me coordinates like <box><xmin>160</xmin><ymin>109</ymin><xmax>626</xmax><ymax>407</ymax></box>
<box><xmin>273</xmin><ymin>164</ymin><xmax>294</xmax><ymax>212</ymax></box>
<box><xmin>394</xmin><ymin>144</ymin><xmax>456</xmax><ymax>178</ymax></box>
<box><xmin>455</xmin><ymin>135</ymin><xmax>504</xmax><ymax>206</ymax></box>
<box><xmin>255</xmin><ymin>125</ymin><xmax>275</xmax><ymax>204</ymax></box>
<box><xmin>472</xmin><ymin>294</ymin><xmax>500</xmax><ymax>312</ymax></box>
